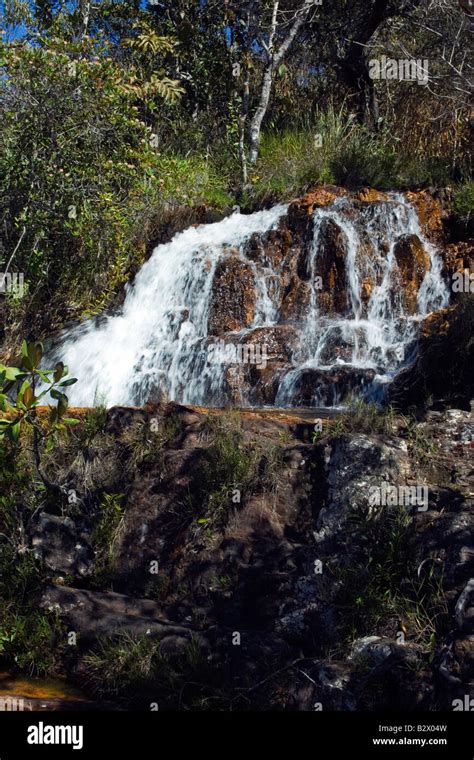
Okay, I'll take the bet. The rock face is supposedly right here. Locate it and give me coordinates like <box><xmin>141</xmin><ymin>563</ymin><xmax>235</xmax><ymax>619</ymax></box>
<box><xmin>200</xmin><ymin>186</ymin><xmax>464</xmax><ymax>408</ymax></box>
<box><xmin>312</xmin><ymin>219</ymin><xmax>349</xmax><ymax>314</ymax></box>
<box><xmin>40</xmin><ymin>585</ymin><xmax>206</xmax><ymax>648</ymax></box>
<box><xmin>283</xmin><ymin>367</ymin><xmax>376</xmax><ymax>407</ymax></box>
<box><xmin>393</xmin><ymin>234</ymin><xmax>431</xmax><ymax>313</ymax></box>
<box><xmin>208</xmin><ymin>256</ymin><xmax>255</xmax><ymax>335</ymax></box>
<box><xmin>23</xmin><ymin>403</ymin><xmax>473</xmax><ymax>711</ymax></box>
<box><xmin>222</xmin><ymin>325</ymin><xmax>297</xmax><ymax>404</ymax></box>
<box><xmin>389</xmin><ymin>300</ymin><xmax>474</xmax><ymax>412</ymax></box>
<box><xmin>30</xmin><ymin>513</ymin><xmax>93</xmax><ymax>577</ymax></box>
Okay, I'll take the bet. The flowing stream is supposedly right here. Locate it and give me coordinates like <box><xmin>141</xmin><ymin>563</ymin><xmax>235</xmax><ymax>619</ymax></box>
<box><xmin>46</xmin><ymin>195</ymin><xmax>449</xmax><ymax>408</ymax></box>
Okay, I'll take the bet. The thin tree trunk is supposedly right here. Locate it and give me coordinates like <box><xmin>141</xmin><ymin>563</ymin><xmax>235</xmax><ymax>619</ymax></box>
<box><xmin>248</xmin><ymin>0</ymin><xmax>314</xmax><ymax>165</ymax></box>
<box><xmin>77</xmin><ymin>0</ymin><xmax>91</xmax><ymax>40</ymax></box>
<box><xmin>239</xmin><ymin>58</ymin><xmax>251</xmax><ymax>187</ymax></box>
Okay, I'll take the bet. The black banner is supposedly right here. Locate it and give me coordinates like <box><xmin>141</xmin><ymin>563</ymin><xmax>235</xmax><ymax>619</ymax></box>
<box><xmin>0</xmin><ymin>711</ymin><xmax>472</xmax><ymax>759</ymax></box>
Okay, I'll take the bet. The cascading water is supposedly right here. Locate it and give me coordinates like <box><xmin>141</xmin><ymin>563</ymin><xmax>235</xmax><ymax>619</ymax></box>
<box><xmin>275</xmin><ymin>194</ymin><xmax>449</xmax><ymax>405</ymax></box>
<box><xmin>46</xmin><ymin>194</ymin><xmax>449</xmax><ymax>408</ymax></box>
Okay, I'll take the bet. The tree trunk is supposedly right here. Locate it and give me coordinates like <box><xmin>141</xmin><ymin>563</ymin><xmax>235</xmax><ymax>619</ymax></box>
<box><xmin>249</xmin><ymin>65</ymin><xmax>274</xmax><ymax>164</ymax></box>
<box><xmin>77</xmin><ymin>0</ymin><xmax>91</xmax><ymax>40</ymax></box>
<box><xmin>248</xmin><ymin>0</ymin><xmax>314</xmax><ymax>165</ymax></box>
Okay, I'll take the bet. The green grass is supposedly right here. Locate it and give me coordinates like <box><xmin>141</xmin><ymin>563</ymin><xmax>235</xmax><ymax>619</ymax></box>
<box><xmin>240</xmin><ymin>106</ymin><xmax>465</xmax><ymax>204</ymax></box>
<box><xmin>333</xmin><ymin>504</ymin><xmax>448</xmax><ymax>650</ymax></box>
<box><xmin>155</xmin><ymin>154</ymin><xmax>233</xmax><ymax>209</ymax></box>
<box><xmin>91</xmin><ymin>493</ymin><xmax>125</xmax><ymax>583</ymax></box>
<box><xmin>82</xmin><ymin>633</ymin><xmax>228</xmax><ymax>709</ymax></box>
<box><xmin>313</xmin><ymin>398</ymin><xmax>396</xmax><ymax>441</ymax></box>
<box><xmin>452</xmin><ymin>180</ymin><xmax>474</xmax><ymax>216</ymax></box>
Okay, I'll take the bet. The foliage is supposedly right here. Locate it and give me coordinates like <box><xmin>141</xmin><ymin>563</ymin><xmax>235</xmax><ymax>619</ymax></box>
<box><xmin>0</xmin><ymin>605</ymin><xmax>62</xmax><ymax>676</ymax></box>
<box><xmin>452</xmin><ymin>181</ymin><xmax>474</xmax><ymax>217</ymax></box>
<box><xmin>82</xmin><ymin>632</ymin><xmax>228</xmax><ymax>708</ymax></box>
<box><xmin>0</xmin><ymin>340</ymin><xmax>78</xmax><ymax>446</ymax></box>
<box><xmin>91</xmin><ymin>492</ymin><xmax>125</xmax><ymax>581</ymax></box>
<box><xmin>0</xmin><ymin>26</ymin><xmax>183</xmax><ymax>327</ymax></box>
<box><xmin>0</xmin><ymin>544</ymin><xmax>63</xmax><ymax>676</ymax></box>
<box><xmin>334</xmin><ymin>504</ymin><xmax>447</xmax><ymax>647</ymax></box>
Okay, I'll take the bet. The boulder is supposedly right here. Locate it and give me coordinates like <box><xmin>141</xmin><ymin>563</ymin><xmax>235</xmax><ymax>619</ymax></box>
<box><xmin>40</xmin><ymin>584</ymin><xmax>207</xmax><ymax>645</ymax></box>
<box><xmin>30</xmin><ymin>513</ymin><xmax>93</xmax><ymax>577</ymax></box>
<box><xmin>283</xmin><ymin>366</ymin><xmax>376</xmax><ymax>407</ymax></box>
<box><xmin>313</xmin><ymin>219</ymin><xmax>349</xmax><ymax>314</ymax></box>
<box><xmin>215</xmin><ymin>325</ymin><xmax>298</xmax><ymax>405</ymax></box>
<box><xmin>208</xmin><ymin>256</ymin><xmax>256</xmax><ymax>335</ymax></box>
<box><xmin>392</xmin><ymin>234</ymin><xmax>431</xmax><ymax>313</ymax></box>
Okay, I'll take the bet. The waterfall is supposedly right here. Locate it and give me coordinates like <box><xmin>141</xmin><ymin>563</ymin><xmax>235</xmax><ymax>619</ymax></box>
<box><xmin>46</xmin><ymin>195</ymin><xmax>449</xmax><ymax>408</ymax></box>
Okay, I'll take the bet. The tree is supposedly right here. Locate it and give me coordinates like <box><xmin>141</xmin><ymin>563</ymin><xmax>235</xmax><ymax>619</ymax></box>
<box><xmin>247</xmin><ymin>0</ymin><xmax>317</xmax><ymax>164</ymax></box>
<box><xmin>228</xmin><ymin>0</ymin><xmax>319</xmax><ymax>185</ymax></box>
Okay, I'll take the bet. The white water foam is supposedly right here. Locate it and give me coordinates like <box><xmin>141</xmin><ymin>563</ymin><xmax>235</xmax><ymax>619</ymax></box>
<box><xmin>46</xmin><ymin>195</ymin><xmax>449</xmax><ymax>407</ymax></box>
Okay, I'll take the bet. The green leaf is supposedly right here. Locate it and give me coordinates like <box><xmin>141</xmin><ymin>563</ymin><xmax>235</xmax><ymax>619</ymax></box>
<box><xmin>59</xmin><ymin>378</ymin><xmax>77</xmax><ymax>387</ymax></box>
<box><xmin>37</xmin><ymin>370</ymin><xmax>53</xmax><ymax>383</ymax></box>
<box><xmin>10</xmin><ymin>421</ymin><xmax>21</xmax><ymax>442</ymax></box>
<box><xmin>53</xmin><ymin>362</ymin><xmax>65</xmax><ymax>383</ymax></box>
<box><xmin>27</xmin><ymin>342</ymin><xmax>43</xmax><ymax>369</ymax></box>
<box><xmin>2</xmin><ymin>366</ymin><xmax>22</xmax><ymax>382</ymax></box>
<box><xmin>22</xmin><ymin>356</ymin><xmax>34</xmax><ymax>371</ymax></box>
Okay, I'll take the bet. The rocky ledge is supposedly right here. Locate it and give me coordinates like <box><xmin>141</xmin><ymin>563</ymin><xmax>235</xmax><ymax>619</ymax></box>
<box><xmin>15</xmin><ymin>402</ymin><xmax>472</xmax><ymax>710</ymax></box>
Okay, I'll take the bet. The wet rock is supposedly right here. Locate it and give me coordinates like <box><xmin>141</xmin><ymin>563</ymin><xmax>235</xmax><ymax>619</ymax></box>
<box><xmin>280</xmin><ymin>276</ymin><xmax>311</xmax><ymax>321</ymax></box>
<box><xmin>313</xmin><ymin>219</ymin><xmax>349</xmax><ymax>314</ymax></box>
<box><xmin>208</xmin><ymin>256</ymin><xmax>256</xmax><ymax>335</ymax></box>
<box><xmin>283</xmin><ymin>366</ymin><xmax>376</xmax><ymax>407</ymax></box>
<box><xmin>245</xmin><ymin>228</ymin><xmax>293</xmax><ymax>271</ymax></box>
<box><xmin>392</xmin><ymin>234</ymin><xmax>431</xmax><ymax>314</ymax></box>
<box><xmin>30</xmin><ymin>513</ymin><xmax>93</xmax><ymax>577</ymax></box>
<box><xmin>389</xmin><ymin>304</ymin><xmax>474</xmax><ymax>411</ymax></box>
<box><xmin>405</xmin><ymin>190</ymin><xmax>445</xmax><ymax>245</ymax></box>
<box><xmin>220</xmin><ymin>326</ymin><xmax>298</xmax><ymax>405</ymax></box>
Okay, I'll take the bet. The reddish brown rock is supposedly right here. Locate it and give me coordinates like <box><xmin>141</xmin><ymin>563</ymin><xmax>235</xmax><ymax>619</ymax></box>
<box><xmin>355</xmin><ymin>188</ymin><xmax>389</xmax><ymax>203</ymax></box>
<box><xmin>222</xmin><ymin>325</ymin><xmax>298</xmax><ymax>405</ymax></box>
<box><xmin>208</xmin><ymin>256</ymin><xmax>256</xmax><ymax>335</ymax></box>
<box><xmin>280</xmin><ymin>276</ymin><xmax>311</xmax><ymax>321</ymax></box>
<box><xmin>393</xmin><ymin>234</ymin><xmax>431</xmax><ymax>313</ymax></box>
<box><xmin>406</xmin><ymin>190</ymin><xmax>445</xmax><ymax>244</ymax></box>
<box><xmin>245</xmin><ymin>228</ymin><xmax>293</xmax><ymax>271</ymax></box>
<box><xmin>289</xmin><ymin>185</ymin><xmax>348</xmax><ymax>218</ymax></box>
<box><xmin>361</xmin><ymin>277</ymin><xmax>374</xmax><ymax>304</ymax></box>
<box><xmin>314</xmin><ymin>218</ymin><xmax>349</xmax><ymax>314</ymax></box>
<box><xmin>443</xmin><ymin>241</ymin><xmax>474</xmax><ymax>281</ymax></box>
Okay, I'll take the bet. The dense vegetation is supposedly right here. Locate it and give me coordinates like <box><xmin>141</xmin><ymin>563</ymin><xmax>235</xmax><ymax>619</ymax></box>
<box><xmin>0</xmin><ymin>0</ymin><xmax>471</xmax><ymax>343</ymax></box>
